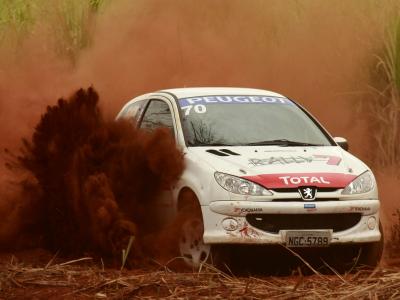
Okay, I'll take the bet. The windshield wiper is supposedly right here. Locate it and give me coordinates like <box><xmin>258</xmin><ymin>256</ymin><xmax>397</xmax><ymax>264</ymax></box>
<box><xmin>246</xmin><ymin>139</ymin><xmax>324</xmax><ymax>147</ymax></box>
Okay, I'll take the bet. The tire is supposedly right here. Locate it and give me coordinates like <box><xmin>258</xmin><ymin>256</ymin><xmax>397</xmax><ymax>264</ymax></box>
<box><xmin>359</xmin><ymin>223</ymin><xmax>384</xmax><ymax>268</ymax></box>
<box><xmin>175</xmin><ymin>190</ymin><xmax>231</xmax><ymax>270</ymax></box>
<box><xmin>176</xmin><ymin>190</ymin><xmax>212</xmax><ymax>269</ymax></box>
<box><xmin>178</xmin><ymin>212</ymin><xmax>211</xmax><ymax>268</ymax></box>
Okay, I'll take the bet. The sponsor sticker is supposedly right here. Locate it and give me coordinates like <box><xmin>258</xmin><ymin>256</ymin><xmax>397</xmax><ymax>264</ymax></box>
<box><xmin>249</xmin><ymin>155</ymin><xmax>342</xmax><ymax>166</ymax></box>
<box><xmin>179</xmin><ymin>95</ymin><xmax>293</xmax><ymax>115</ymax></box>
<box><xmin>179</xmin><ymin>95</ymin><xmax>292</xmax><ymax>106</ymax></box>
<box><xmin>304</xmin><ymin>204</ymin><xmax>316</xmax><ymax>209</ymax></box>
<box><xmin>243</xmin><ymin>173</ymin><xmax>357</xmax><ymax>188</ymax></box>
<box><xmin>279</xmin><ymin>176</ymin><xmax>330</xmax><ymax>185</ymax></box>
<box><xmin>234</xmin><ymin>207</ymin><xmax>263</xmax><ymax>214</ymax></box>
<box><xmin>349</xmin><ymin>206</ymin><xmax>371</xmax><ymax>212</ymax></box>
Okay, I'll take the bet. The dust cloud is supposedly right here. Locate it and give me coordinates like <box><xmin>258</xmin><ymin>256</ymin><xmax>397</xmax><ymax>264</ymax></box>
<box><xmin>0</xmin><ymin>1</ymin><xmax>399</xmax><ymax>257</ymax></box>
<box><xmin>1</xmin><ymin>87</ymin><xmax>184</xmax><ymax>263</ymax></box>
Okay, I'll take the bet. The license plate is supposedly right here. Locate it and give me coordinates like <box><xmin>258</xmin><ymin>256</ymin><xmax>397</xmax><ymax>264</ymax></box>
<box><xmin>285</xmin><ymin>230</ymin><xmax>332</xmax><ymax>247</ymax></box>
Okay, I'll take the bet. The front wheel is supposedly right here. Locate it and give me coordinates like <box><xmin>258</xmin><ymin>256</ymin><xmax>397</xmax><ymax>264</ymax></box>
<box><xmin>175</xmin><ymin>189</ymin><xmax>212</xmax><ymax>269</ymax></box>
<box><xmin>359</xmin><ymin>224</ymin><xmax>384</xmax><ymax>268</ymax></box>
<box><xmin>176</xmin><ymin>190</ymin><xmax>230</xmax><ymax>270</ymax></box>
<box><xmin>179</xmin><ymin>215</ymin><xmax>211</xmax><ymax>268</ymax></box>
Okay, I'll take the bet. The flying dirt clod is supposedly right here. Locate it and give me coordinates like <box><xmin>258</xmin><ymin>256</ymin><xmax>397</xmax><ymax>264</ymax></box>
<box><xmin>3</xmin><ymin>87</ymin><xmax>184</xmax><ymax>263</ymax></box>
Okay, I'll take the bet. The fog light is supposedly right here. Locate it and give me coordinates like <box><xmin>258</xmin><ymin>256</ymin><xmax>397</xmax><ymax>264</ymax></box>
<box><xmin>222</xmin><ymin>218</ymin><xmax>238</xmax><ymax>231</ymax></box>
<box><xmin>367</xmin><ymin>216</ymin><xmax>376</xmax><ymax>230</ymax></box>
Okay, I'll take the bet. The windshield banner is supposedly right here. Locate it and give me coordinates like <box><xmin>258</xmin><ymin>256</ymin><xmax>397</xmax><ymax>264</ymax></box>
<box><xmin>178</xmin><ymin>95</ymin><xmax>293</xmax><ymax>106</ymax></box>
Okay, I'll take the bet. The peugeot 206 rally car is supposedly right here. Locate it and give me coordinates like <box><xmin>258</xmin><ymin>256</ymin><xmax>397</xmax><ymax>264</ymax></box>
<box><xmin>116</xmin><ymin>87</ymin><xmax>383</xmax><ymax>269</ymax></box>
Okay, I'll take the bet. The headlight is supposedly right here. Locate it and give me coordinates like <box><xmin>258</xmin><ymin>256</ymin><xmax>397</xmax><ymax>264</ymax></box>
<box><xmin>342</xmin><ymin>171</ymin><xmax>374</xmax><ymax>195</ymax></box>
<box><xmin>214</xmin><ymin>172</ymin><xmax>272</xmax><ymax>196</ymax></box>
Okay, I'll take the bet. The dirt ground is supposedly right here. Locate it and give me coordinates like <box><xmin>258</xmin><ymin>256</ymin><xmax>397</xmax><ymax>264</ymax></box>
<box><xmin>1</xmin><ymin>248</ymin><xmax>400</xmax><ymax>300</ymax></box>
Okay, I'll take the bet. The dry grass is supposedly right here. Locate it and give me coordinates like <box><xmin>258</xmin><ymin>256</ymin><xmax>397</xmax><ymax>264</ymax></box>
<box><xmin>1</xmin><ymin>256</ymin><xmax>400</xmax><ymax>299</ymax></box>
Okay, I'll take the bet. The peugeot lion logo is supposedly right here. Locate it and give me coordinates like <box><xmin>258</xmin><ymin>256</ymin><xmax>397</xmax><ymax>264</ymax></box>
<box><xmin>298</xmin><ymin>187</ymin><xmax>317</xmax><ymax>201</ymax></box>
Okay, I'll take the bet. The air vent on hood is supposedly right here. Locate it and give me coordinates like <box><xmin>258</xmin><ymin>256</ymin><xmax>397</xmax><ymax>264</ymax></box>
<box><xmin>206</xmin><ymin>149</ymin><xmax>229</xmax><ymax>156</ymax></box>
<box><xmin>206</xmin><ymin>149</ymin><xmax>241</xmax><ymax>156</ymax></box>
<box><xmin>219</xmin><ymin>149</ymin><xmax>240</xmax><ymax>156</ymax></box>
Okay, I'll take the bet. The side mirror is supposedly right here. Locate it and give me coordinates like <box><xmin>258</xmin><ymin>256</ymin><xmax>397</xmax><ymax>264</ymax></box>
<box><xmin>333</xmin><ymin>137</ymin><xmax>349</xmax><ymax>151</ymax></box>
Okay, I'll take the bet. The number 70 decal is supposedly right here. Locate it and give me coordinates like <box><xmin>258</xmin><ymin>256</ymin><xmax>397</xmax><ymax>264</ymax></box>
<box><xmin>181</xmin><ymin>104</ymin><xmax>207</xmax><ymax>116</ymax></box>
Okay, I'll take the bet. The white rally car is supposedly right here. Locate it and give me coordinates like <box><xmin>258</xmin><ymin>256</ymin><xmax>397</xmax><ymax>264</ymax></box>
<box><xmin>117</xmin><ymin>87</ymin><xmax>382</xmax><ymax>268</ymax></box>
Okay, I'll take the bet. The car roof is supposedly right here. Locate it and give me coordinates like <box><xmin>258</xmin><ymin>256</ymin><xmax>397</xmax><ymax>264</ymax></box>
<box><xmin>159</xmin><ymin>87</ymin><xmax>285</xmax><ymax>99</ymax></box>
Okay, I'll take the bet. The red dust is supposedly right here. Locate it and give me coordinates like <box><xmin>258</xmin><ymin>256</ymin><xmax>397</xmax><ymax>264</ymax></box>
<box><xmin>1</xmin><ymin>87</ymin><xmax>184</xmax><ymax>264</ymax></box>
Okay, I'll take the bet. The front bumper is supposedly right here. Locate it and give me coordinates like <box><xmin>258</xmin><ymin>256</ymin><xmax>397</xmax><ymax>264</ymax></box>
<box><xmin>202</xmin><ymin>200</ymin><xmax>381</xmax><ymax>245</ymax></box>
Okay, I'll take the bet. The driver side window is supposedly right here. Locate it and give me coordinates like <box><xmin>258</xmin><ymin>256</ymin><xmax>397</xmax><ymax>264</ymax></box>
<box><xmin>140</xmin><ymin>100</ymin><xmax>175</xmax><ymax>136</ymax></box>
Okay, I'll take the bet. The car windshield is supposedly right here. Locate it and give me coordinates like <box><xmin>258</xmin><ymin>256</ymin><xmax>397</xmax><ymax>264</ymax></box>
<box><xmin>178</xmin><ymin>95</ymin><xmax>333</xmax><ymax>147</ymax></box>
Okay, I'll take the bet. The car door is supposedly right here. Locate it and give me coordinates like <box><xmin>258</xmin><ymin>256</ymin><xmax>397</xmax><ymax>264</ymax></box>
<box><xmin>138</xmin><ymin>98</ymin><xmax>177</xmax><ymax>229</ymax></box>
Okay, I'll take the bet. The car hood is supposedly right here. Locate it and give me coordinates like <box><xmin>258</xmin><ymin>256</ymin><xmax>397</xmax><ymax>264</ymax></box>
<box><xmin>187</xmin><ymin>146</ymin><xmax>368</xmax><ymax>189</ymax></box>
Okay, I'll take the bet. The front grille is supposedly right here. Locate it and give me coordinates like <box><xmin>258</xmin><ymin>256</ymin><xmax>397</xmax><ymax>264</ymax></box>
<box><xmin>271</xmin><ymin>188</ymin><xmax>339</xmax><ymax>193</ymax></box>
<box><xmin>246</xmin><ymin>213</ymin><xmax>362</xmax><ymax>233</ymax></box>
<box><xmin>272</xmin><ymin>198</ymin><xmax>339</xmax><ymax>202</ymax></box>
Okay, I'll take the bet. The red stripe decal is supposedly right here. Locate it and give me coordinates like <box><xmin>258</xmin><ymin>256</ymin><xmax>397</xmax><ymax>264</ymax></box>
<box><xmin>313</xmin><ymin>155</ymin><xmax>342</xmax><ymax>166</ymax></box>
<box><xmin>243</xmin><ymin>173</ymin><xmax>357</xmax><ymax>188</ymax></box>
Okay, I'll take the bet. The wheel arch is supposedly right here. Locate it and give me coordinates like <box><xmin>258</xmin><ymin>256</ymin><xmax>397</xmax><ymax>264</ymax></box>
<box><xmin>177</xmin><ymin>187</ymin><xmax>201</xmax><ymax>212</ymax></box>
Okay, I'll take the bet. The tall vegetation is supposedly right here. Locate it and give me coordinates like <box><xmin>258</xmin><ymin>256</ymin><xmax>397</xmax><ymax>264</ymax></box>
<box><xmin>52</xmin><ymin>0</ymin><xmax>105</xmax><ymax>62</ymax></box>
<box><xmin>0</xmin><ymin>0</ymin><xmax>107</xmax><ymax>62</ymax></box>
<box><xmin>0</xmin><ymin>0</ymin><xmax>36</xmax><ymax>45</ymax></box>
<box><xmin>366</xmin><ymin>16</ymin><xmax>400</xmax><ymax>168</ymax></box>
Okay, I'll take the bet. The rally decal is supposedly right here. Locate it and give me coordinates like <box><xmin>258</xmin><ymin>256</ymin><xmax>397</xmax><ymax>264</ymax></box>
<box><xmin>243</xmin><ymin>173</ymin><xmax>357</xmax><ymax>188</ymax></box>
<box><xmin>249</xmin><ymin>155</ymin><xmax>342</xmax><ymax>166</ymax></box>
<box><xmin>179</xmin><ymin>95</ymin><xmax>292</xmax><ymax>116</ymax></box>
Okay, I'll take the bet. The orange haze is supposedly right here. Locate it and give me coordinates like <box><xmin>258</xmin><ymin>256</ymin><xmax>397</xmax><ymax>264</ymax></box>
<box><xmin>0</xmin><ymin>0</ymin><xmax>399</xmax><ymax>253</ymax></box>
